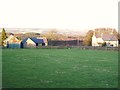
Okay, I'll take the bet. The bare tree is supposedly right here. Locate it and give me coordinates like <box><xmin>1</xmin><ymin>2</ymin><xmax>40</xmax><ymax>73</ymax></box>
<box><xmin>43</xmin><ymin>29</ymin><xmax>60</xmax><ymax>40</ymax></box>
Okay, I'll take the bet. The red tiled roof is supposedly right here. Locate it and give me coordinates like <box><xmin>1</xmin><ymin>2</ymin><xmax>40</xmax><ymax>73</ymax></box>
<box><xmin>102</xmin><ymin>34</ymin><xmax>117</xmax><ymax>41</ymax></box>
<box><xmin>95</xmin><ymin>34</ymin><xmax>101</xmax><ymax>38</ymax></box>
<box><xmin>95</xmin><ymin>34</ymin><xmax>118</xmax><ymax>41</ymax></box>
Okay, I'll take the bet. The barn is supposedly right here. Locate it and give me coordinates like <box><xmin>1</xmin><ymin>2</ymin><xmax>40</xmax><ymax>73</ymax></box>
<box><xmin>4</xmin><ymin>34</ymin><xmax>21</xmax><ymax>48</ymax></box>
<box><xmin>21</xmin><ymin>37</ymin><xmax>47</xmax><ymax>48</ymax></box>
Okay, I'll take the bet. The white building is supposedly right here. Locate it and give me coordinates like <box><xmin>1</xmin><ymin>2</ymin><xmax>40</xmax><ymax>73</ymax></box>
<box><xmin>92</xmin><ymin>32</ymin><xmax>118</xmax><ymax>47</ymax></box>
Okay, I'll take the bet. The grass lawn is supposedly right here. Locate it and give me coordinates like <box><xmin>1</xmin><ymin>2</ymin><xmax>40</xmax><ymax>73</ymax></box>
<box><xmin>0</xmin><ymin>48</ymin><xmax>2</xmax><ymax>88</ymax></box>
<box><xmin>2</xmin><ymin>48</ymin><xmax>118</xmax><ymax>88</ymax></box>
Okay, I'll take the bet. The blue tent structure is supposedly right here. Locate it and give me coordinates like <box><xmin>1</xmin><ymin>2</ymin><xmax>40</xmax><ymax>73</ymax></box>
<box><xmin>21</xmin><ymin>37</ymin><xmax>45</xmax><ymax>48</ymax></box>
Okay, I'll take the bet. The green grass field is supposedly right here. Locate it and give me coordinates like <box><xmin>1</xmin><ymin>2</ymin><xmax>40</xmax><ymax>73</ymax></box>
<box><xmin>2</xmin><ymin>48</ymin><xmax>118</xmax><ymax>88</ymax></box>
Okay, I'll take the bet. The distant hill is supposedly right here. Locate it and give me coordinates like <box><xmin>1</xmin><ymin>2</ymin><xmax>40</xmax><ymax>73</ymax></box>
<box><xmin>0</xmin><ymin>28</ymin><xmax>87</xmax><ymax>36</ymax></box>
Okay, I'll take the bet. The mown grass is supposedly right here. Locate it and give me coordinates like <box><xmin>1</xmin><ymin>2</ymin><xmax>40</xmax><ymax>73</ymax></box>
<box><xmin>0</xmin><ymin>48</ymin><xmax>2</xmax><ymax>88</ymax></box>
<box><xmin>2</xmin><ymin>48</ymin><xmax>118</xmax><ymax>88</ymax></box>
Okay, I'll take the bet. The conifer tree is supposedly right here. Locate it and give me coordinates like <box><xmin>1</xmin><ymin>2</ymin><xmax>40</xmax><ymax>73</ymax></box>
<box><xmin>1</xmin><ymin>28</ymin><xmax>7</xmax><ymax>46</ymax></box>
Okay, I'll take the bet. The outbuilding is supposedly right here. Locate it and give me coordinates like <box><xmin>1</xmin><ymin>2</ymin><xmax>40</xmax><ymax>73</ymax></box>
<box><xmin>4</xmin><ymin>34</ymin><xmax>21</xmax><ymax>48</ymax></box>
<box><xmin>21</xmin><ymin>37</ymin><xmax>47</xmax><ymax>48</ymax></box>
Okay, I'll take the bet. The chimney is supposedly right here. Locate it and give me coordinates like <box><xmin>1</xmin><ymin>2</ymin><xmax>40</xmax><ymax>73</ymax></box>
<box><xmin>101</xmin><ymin>33</ymin><xmax>103</xmax><ymax>37</ymax></box>
<box><xmin>10</xmin><ymin>33</ymin><xmax>14</xmax><ymax>36</ymax></box>
<box><xmin>93</xmin><ymin>31</ymin><xmax>95</xmax><ymax>36</ymax></box>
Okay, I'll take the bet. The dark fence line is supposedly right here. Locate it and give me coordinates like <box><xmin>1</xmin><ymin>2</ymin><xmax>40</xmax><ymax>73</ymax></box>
<box><xmin>1</xmin><ymin>45</ymin><xmax>119</xmax><ymax>51</ymax></box>
<box><xmin>48</xmin><ymin>40</ymin><xmax>83</xmax><ymax>46</ymax></box>
<box><xmin>77</xmin><ymin>46</ymin><xmax>118</xmax><ymax>51</ymax></box>
<box><xmin>37</xmin><ymin>46</ymin><xmax>119</xmax><ymax>51</ymax></box>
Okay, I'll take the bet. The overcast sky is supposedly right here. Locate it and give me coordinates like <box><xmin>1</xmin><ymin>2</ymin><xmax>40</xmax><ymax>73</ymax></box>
<box><xmin>0</xmin><ymin>0</ymin><xmax>119</xmax><ymax>31</ymax></box>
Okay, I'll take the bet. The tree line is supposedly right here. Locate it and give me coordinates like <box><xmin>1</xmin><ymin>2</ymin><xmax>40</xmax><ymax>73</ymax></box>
<box><xmin>0</xmin><ymin>28</ymin><xmax>119</xmax><ymax>46</ymax></box>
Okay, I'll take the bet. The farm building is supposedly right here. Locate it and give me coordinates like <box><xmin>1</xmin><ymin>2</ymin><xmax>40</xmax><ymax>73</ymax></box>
<box><xmin>92</xmin><ymin>32</ymin><xmax>118</xmax><ymax>47</ymax></box>
<box><xmin>21</xmin><ymin>37</ymin><xmax>47</xmax><ymax>48</ymax></box>
<box><xmin>4</xmin><ymin>34</ymin><xmax>21</xmax><ymax>48</ymax></box>
<box><xmin>48</xmin><ymin>40</ymin><xmax>83</xmax><ymax>46</ymax></box>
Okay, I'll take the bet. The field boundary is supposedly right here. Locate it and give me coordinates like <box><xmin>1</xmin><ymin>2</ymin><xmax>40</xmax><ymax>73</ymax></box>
<box><xmin>2</xmin><ymin>46</ymin><xmax>119</xmax><ymax>51</ymax></box>
<box><xmin>37</xmin><ymin>46</ymin><xmax>118</xmax><ymax>51</ymax></box>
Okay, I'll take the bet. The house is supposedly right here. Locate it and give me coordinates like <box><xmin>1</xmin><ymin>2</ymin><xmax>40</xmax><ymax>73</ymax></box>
<box><xmin>36</xmin><ymin>37</ymin><xmax>48</xmax><ymax>46</ymax></box>
<box><xmin>92</xmin><ymin>32</ymin><xmax>118</xmax><ymax>47</ymax></box>
<box><xmin>21</xmin><ymin>37</ymin><xmax>47</xmax><ymax>48</ymax></box>
<box><xmin>4</xmin><ymin>34</ymin><xmax>21</xmax><ymax>48</ymax></box>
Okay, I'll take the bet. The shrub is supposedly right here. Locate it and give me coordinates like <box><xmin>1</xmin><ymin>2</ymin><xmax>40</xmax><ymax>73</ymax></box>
<box><xmin>102</xmin><ymin>42</ymin><xmax>106</xmax><ymax>47</ymax></box>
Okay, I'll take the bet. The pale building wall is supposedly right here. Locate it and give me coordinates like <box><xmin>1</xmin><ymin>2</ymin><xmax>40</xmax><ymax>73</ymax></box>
<box><xmin>92</xmin><ymin>34</ymin><xmax>119</xmax><ymax>47</ymax></box>
<box><xmin>26</xmin><ymin>38</ymin><xmax>36</xmax><ymax>46</ymax></box>
<box><xmin>45</xmin><ymin>42</ymin><xmax>48</xmax><ymax>46</ymax></box>
<box><xmin>4</xmin><ymin>35</ymin><xmax>14</xmax><ymax>46</ymax></box>
<box><xmin>105</xmin><ymin>41</ymin><xmax>118</xmax><ymax>47</ymax></box>
<box><xmin>92</xmin><ymin>35</ymin><xmax>100</xmax><ymax>46</ymax></box>
<box><xmin>42</xmin><ymin>37</ymin><xmax>48</xmax><ymax>46</ymax></box>
<box><xmin>4</xmin><ymin>35</ymin><xmax>14</xmax><ymax>42</ymax></box>
<box><xmin>9</xmin><ymin>37</ymin><xmax>21</xmax><ymax>43</ymax></box>
<box><xmin>4</xmin><ymin>35</ymin><xmax>21</xmax><ymax>47</ymax></box>
<box><xmin>23</xmin><ymin>38</ymin><xmax>36</xmax><ymax>48</ymax></box>
<box><xmin>96</xmin><ymin>38</ymin><xmax>104</xmax><ymax>43</ymax></box>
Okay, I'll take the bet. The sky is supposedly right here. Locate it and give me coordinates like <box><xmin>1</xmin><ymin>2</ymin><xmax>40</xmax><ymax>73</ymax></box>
<box><xmin>0</xmin><ymin>0</ymin><xmax>119</xmax><ymax>32</ymax></box>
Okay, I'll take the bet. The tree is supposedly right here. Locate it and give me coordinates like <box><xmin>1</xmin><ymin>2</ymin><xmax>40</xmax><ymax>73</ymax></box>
<box><xmin>102</xmin><ymin>42</ymin><xmax>106</xmax><ymax>47</ymax></box>
<box><xmin>83</xmin><ymin>30</ymin><xmax>93</xmax><ymax>46</ymax></box>
<box><xmin>43</xmin><ymin>29</ymin><xmax>60</xmax><ymax>40</ymax></box>
<box><xmin>0</xmin><ymin>33</ymin><xmax>1</xmax><ymax>46</ymax></box>
<box><xmin>94</xmin><ymin>28</ymin><xmax>118</xmax><ymax>35</ymax></box>
<box><xmin>1</xmin><ymin>28</ymin><xmax>7</xmax><ymax>46</ymax></box>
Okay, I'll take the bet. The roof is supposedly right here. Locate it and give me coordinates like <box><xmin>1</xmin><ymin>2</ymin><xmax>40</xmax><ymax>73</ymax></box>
<box><xmin>95</xmin><ymin>34</ymin><xmax>101</xmax><ymax>38</ymax></box>
<box><xmin>102</xmin><ymin>34</ymin><xmax>117</xmax><ymax>41</ymax></box>
<box><xmin>4</xmin><ymin>35</ymin><xmax>21</xmax><ymax>42</ymax></box>
<box><xmin>95</xmin><ymin>34</ymin><xmax>118</xmax><ymax>41</ymax></box>
<box><xmin>22</xmin><ymin>37</ymin><xmax>44</xmax><ymax>44</ymax></box>
<box><xmin>37</xmin><ymin>37</ymin><xmax>47</xmax><ymax>43</ymax></box>
<box><xmin>4</xmin><ymin>35</ymin><xmax>14</xmax><ymax>41</ymax></box>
